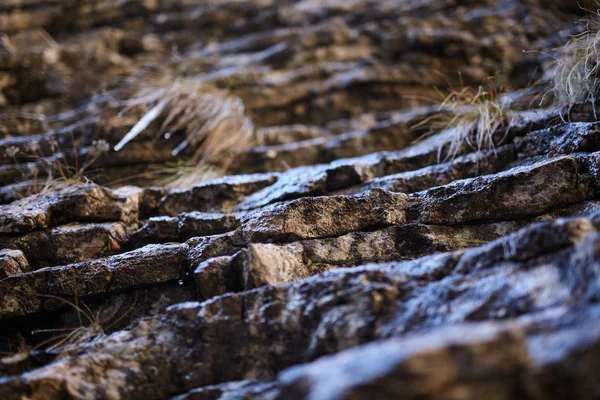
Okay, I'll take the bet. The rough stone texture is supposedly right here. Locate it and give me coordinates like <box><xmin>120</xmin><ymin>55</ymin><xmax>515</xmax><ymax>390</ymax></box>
<box><xmin>1</xmin><ymin>0</ymin><xmax>600</xmax><ymax>399</ymax></box>
<box><xmin>194</xmin><ymin>255</ymin><xmax>239</xmax><ymax>300</ymax></box>
<box><xmin>0</xmin><ymin>221</ymin><xmax>130</xmax><ymax>268</ymax></box>
<box><xmin>129</xmin><ymin>216</ymin><xmax>179</xmax><ymax>249</ymax></box>
<box><xmin>0</xmin><ymin>249</ymin><xmax>28</xmax><ymax>279</ymax></box>
<box><xmin>277</xmin><ymin>322</ymin><xmax>529</xmax><ymax>400</ymax></box>
<box><xmin>179</xmin><ymin>212</ymin><xmax>241</xmax><ymax>241</ymax></box>
<box><xmin>2</xmin><ymin>217</ymin><xmax>600</xmax><ymax>398</ymax></box>
<box><xmin>159</xmin><ymin>174</ymin><xmax>278</xmax><ymax>216</ymax></box>
<box><xmin>412</xmin><ymin>156</ymin><xmax>590</xmax><ymax>225</ymax></box>
<box><xmin>0</xmin><ymin>184</ymin><xmax>141</xmax><ymax>234</ymax></box>
<box><xmin>242</xmin><ymin>189</ymin><xmax>408</xmax><ymax>242</ymax></box>
<box><xmin>243</xmin><ymin>243</ymin><xmax>326</xmax><ymax>289</ymax></box>
<box><xmin>0</xmin><ymin>243</ymin><xmax>188</xmax><ymax>318</ymax></box>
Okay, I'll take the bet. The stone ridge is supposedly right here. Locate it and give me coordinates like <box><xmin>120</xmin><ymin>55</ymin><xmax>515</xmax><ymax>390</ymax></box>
<box><xmin>0</xmin><ymin>0</ymin><xmax>598</xmax><ymax>399</ymax></box>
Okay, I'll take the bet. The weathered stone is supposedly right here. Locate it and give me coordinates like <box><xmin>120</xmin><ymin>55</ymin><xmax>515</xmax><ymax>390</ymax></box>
<box><xmin>525</xmin><ymin>305</ymin><xmax>600</xmax><ymax>400</ymax></box>
<box><xmin>2</xmin><ymin>222</ymin><xmax>599</xmax><ymax>398</ymax></box>
<box><xmin>455</xmin><ymin>217</ymin><xmax>598</xmax><ymax>274</ymax></box>
<box><xmin>243</xmin><ymin>243</ymin><xmax>320</xmax><ymax>290</ymax></box>
<box><xmin>259</xmin><ymin>125</ymin><xmax>328</xmax><ymax>146</ymax></box>
<box><xmin>194</xmin><ymin>255</ymin><xmax>240</xmax><ymax>300</ymax></box>
<box><xmin>230</xmin><ymin>114</ymin><xmax>426</xmax><ymax>173</ymax></box>
<box><xmin>354</xmin><ymin>145</ymin><xmax>515</xmax><ymax>195</ymax></box>
<box><xmin>516</xmin><ymin>122</ymin><xmax>600</xmax><ymax>158</ymax></box>
<box><xmin>395</xmin><ymin>222</ymin><xmax>520</xmax><ymax>259</ymax></box>
<box><xmin>413</xmin><ymin>156</ymin><xmax>589</xmax><ymax>225</ymax></box>
<box><xmin>242</xmin><ymin>188</ymin><xmax>407</xmax><ymax>242</ymax></box>
<box><xmin>188</xmin><ymin>200</ymin><xmax>600</xmax><ymax>303</ymax></box>
<box><xmin>0</xmin><ymin>180</ymin><xmax>44</xmax><ymax>204</ymax></box>
<box><xmin>0</xmin><ymin>249</ymin><xmax>28</xmax><ymax>278</ymax></box>
<box><xmin>159</xmin><ymin>174</ymin><xmax>277</xmax><ymax>216</ymax></box>
<box><xmin>178</xmin><ymin>212</ymin><xmax>241</xmax><ymax>241</ymax></box>
<box><xmin>1</xmin><ymin>0</ymin><xmax>599</xmax><ymax>397</ymax></box>
<box><xmin>278</xmin><ymin>322</ymin><xmax>528</xmax><ymax>400</ymax></box>
<box><xmin>0</xmin><ymin>243</ymin><xmax>188</xmax><ymax>318</ymax></box>
<box><xmin>165</xmin><ymin>306</ymin><xmax>600</xmax><ymax>400</ymax></box>
<box><xmin>195</xmin><ymin>221</ymin><xmax>537</xmax><ymax>301</ymax></box>
<box><xmin>234</xmin><ymin>166</ymin><xmax>331</xmax><ymax>211</ymax></box>
<box><xmin>300</xmin><ymin>227</ymin><xmax>399</xmax><ymax>265</ymax></box>
<box><xmin>171</xmin><ymin>379</ymin><xmax>279</xmax><ymax>400</ymax></box>
<box><xmin>0</xmin><ymin>184</ymin><xmax>141</xmax><ymax>235</ymax></box>
<box><xmin>0</xmin><ymin>131</ymin><xmax>64</xmax><ymax>164</ymax></box>
<box><xmin>129</xmin><ymin>216</ymin><xmax>179</xmax><ymax>249</ymax></box>
<box><xmin>139</xmin><ymin>187</ymin><xmax>167</xmax><ymax>218</ymax></box>
<box><xmin>187</xmin><ymin>231</ymin><xmax>245</xmax><ymax>267</ymax></box>
<box><xmin>131</xmin><ymin>212</ymin><xmax>243</xmax><ymax>249</ymax></box>
<box><xmin>0</xmin><ymin>221</ymin><xmax>129</xmax><ymax>268</ymax></box>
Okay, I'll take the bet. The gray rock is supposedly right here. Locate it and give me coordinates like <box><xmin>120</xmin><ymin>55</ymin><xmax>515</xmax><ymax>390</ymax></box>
<box><xmin>0</xmin><ymin>222</ymin><xmax>130</xmax><ymax>268</ymax></box>
<box><xmin>0</xmin><ymin>243</ymin><xmax>188</xmax><ymax>317</ymax></box>
<box><xmin>413</xmin><ymin>156</ymin><xmax>589</xmax><ymax>225</ymax></box>
<box><xmin>159</xmin><ymin>174</ymin><xmax>277</xmax><ymax>216</ymax></box>
<box><xmin>0</xmin><ymin>0</ymin><xmax>598</xmax><ymax>398</ymax></box>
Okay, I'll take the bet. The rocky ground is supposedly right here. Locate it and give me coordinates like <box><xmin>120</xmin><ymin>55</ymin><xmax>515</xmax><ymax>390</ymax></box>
<box><xmin>1</xmin><ymin>0</ymin><xmax>600</xmax><ymax>399</ymax></box>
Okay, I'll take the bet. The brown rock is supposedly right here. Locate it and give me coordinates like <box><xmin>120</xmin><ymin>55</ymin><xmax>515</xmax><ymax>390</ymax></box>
<box><xmin>0</xmin><ymin>184</ymin><xmax>141</xmax><ymax>235</ymax></box>
<box><xmin>0</xmin><ymin>249</ymin><xmax>28</xmax><ymax>278</ymax></box>
<box><xmin>242</xmin><ymin>188</ymin><xmax>407</xmax><ymax>242</ymax></box>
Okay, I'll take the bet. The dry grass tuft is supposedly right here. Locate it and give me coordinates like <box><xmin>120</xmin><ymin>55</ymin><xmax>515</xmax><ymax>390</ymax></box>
<box><xmin>106</xmin><ymin>161</ymin><xmax>224</xmax><ymax>189</ymax></box>
<box><xmin>412</xmin><ymin>77</ymin><xmax>512</xmax><ymax>161</ymax></box>
<box><xmin>150</xmin><ymin>162</ymin><xmax>223</xmax><ymax>189</ymax></box>
<box><xmin>549</xmin><ymin>6</ymin><xmax>600</xmax><ymax>117</ymax></box>
<box><xmin>115</xmin><ymin>78</ymin><xmax>256</xmax><ymax>167</ymax></box>
<box><xmin>25</xmin><ymin>139</ymin><xmax>107</xmax><ymax>196</ymax></box>
<box><xmin>3</xmin><ymin>136</ymin><xmax>108</xmax><ymax>199</ymax></box>
<box><xmin>30</xmin><ymin>291</ymin><xmax>136</xmax><ymax>352</ymax></box>
<box><xmin>30</xmin><ymin>294</ymin><xmax>105</xmax><ymax>351</ymax></box>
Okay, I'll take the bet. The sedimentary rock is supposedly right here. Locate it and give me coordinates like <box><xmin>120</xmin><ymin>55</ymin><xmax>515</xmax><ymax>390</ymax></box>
<box><xmin>0</xmin><ymin>0</ymin><xmax>598</xmax><ymax>398</ymax></box>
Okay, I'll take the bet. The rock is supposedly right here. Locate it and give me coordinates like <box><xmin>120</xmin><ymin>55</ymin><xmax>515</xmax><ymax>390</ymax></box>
<box><xmin>243</xmin><ymin>242</ymin><xmax>321</xmax><ymax>289</ymax></box>
<box><xmin>241</xmin><ymin>188</ymin><xmax>407</xmax><ymax>242</ymax></box>
<box><xmin>234</xmin><ymin>166</ymin><xmax>332</xmax><ymax>211</ymax></box>
<box><xmin>0</xmin><ymin>243</ymin><xmax>188</xmax><ymax>318</ymax></box>
<box><xmin>354</xmin><ymin>145</ymin><xmax>515</xmax><ymax>195</ymax></box>
<box><xmin>188</xmin><ymin>230</ymin><xmax>244</xmax><ymax>260</ymax></box>
<box><xmin>0</xmin><ymin>249</ymin><xmax>28</xmax><ymax>278</ymax></box>
<box><xmin>1</xmin><ymin>0</ymin><xmax>600</xmax><ymax>398</ymax></box>
<box><xmin>455</xmin><ymin>217</ymin><xmax>598</xmax><ymax>274</ymax></box>
<box><xmin>2</xmin><ymin>218</ymin><xmax>600</xmax><ymax>398</ymax></box>
<box><xmin>278</xmin><ymin>322</ymin><xmax>528</xmax><ymax>400</ymax></box>
<box><xmin>413</xmin><ymin>156</ymin><xmax>589</xmax><ymax>225</ymax></box>
<box><xmin>172</xmin><ymin>379</ymin><xmax>279</xmax><ymax>400</ymax></box>
<box><xmin>0</xmin><ymin>184</ymin><xmax>141</xmax><ymax>235</ymax></box>
<box><xmin>516</xmin><ymin>122</ymin><xmax>600</xmax><ymax>157</ymax></box>
<box><xmin>194</xmin><ymin>255</ymin><xmax>239</xmax><ymax>300</ymax></box>
<box><xmin>0</xmin><ymin>222</ymin><xmax>129</xmax><ymax>268</ymax></box>
<box><xmin>178</xmin><ymin>212</ymin><xmax>241</xmax><ymax>241</ymax></box>
<box><xmin>230</xmin><ymin>113</ymin><xmax>430</xmax><ymax>173</ymax></box>
<box><xmin>139</xmin><ymin>187</ymin><xmax>167</xmax><ymax>218</ymax></box>
<box><xmin>129</xmin><ymin>216</ymin><xmax>179</xmax><ymax>249</ymax></box>
<box><xmin>159</xmin><ymin>174</ymin><xmax>277</xmax><ymax>216</ymax></box>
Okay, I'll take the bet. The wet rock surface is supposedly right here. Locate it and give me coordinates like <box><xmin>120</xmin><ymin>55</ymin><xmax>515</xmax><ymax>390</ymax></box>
<box><xmin>1</xmin><ymin>0</ymin><xmax>599</xmax><ymax>399</ymax></box>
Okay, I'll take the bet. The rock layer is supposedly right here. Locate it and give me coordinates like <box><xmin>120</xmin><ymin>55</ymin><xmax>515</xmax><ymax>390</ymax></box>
<box><xmin>0</xmin><ymin>0</ymin><xmax>598</xmax><ymax>399</ymax></box>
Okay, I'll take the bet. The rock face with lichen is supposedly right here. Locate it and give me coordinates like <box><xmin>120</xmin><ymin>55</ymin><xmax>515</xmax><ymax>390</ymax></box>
<box><xmin>1</xmin><ymin>0</ymin><xmax>600</xmax><ymax>399</ymax></box>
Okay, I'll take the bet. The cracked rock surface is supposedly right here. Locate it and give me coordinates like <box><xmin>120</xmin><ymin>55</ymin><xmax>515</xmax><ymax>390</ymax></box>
<box><xmin>1</xmin><ymin>0</ymin><xmax>600</xmax><ymax>399</ymax></box>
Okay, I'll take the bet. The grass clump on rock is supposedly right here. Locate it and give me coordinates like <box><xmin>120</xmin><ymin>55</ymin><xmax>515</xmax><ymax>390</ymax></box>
<box><xmin>413</xmin><ymin>77</ymin><xmax>513</xmax><ymax>161</ymax></box>
<box><xmin>549</xmin><ymin>4</ymin><xmax>600</xmax><ymax>117</ymax></box>
<box><xmin>115</xmin><ymin>78</ymin><xmax>257</xmax><ymax>168</ymax></box>
<box><xmin>148</xmin><ymin>161</ymin><xmax>223</xmax><ymax>189</ymax></box>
